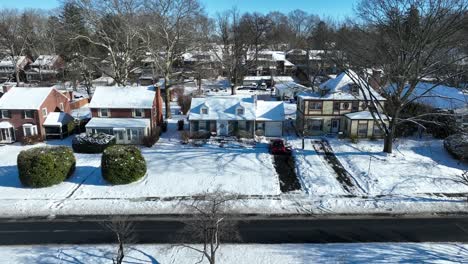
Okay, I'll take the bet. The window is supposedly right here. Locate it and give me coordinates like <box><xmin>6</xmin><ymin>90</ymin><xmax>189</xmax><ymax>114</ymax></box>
<box><xmin>134</xmin><ymin>109</ymin><xmax>144</xmax><ymax>118</ymax></box>
<box><xmin>100</xmin><ymin>108</ymin><xmax>110</xmax><ymax>117</ymax></box>
<box><xmin>23</xmin><ymin>124</ymin><xmax>38</xmax><ymax>137</ymax></box>
<box><xmin>352</xmin><ymin>101</ymin><xmax>359</xmax><ymax>112</ymax></box>
<box><xmin>199</xmin><ymin>120</ymin><xmax>207</xmax><ymax>130</ymax></box>
<box><xmin>238</xmin><ymin>120</ymin><xmax>246</xmax><ymax>130</ymax></box>
<box><xmin>59</xmin><ymin>103</ymin><xmax>64</xmax><ymax>111</ymax></box>
<box><xmin>1</xmin><ymin>110</ymin><xmax>11</xmax><ymax>119</ymax></box>
<box><xmin>307</xmin><ymin>119</ymin><xmax>323</xmax><ymax>131</ymax></box>
<box><xmin>42</xmin><ymin>108</ymin><xmax>48</xmax><ymax>117</ymax></box>
<box><xmin>342</xmin><ymin>102</ymin><xmax>350</xmax><ymax>109</ymax></box>
<box><xmin>358</xmin><ymin>123</ymin><xmax>368</xmax><ymax>137</ymax></box>
<box><xmin>237</xmin><ymin>108</ymin><xmax>244</xmax><ymax>115</ymax></box>
<box><xmin>23</xmin><ymin>110</ymin><xmax>34</xmax><ymax>119</ymax></box>
<box><xmin>308</xmin><ymin>101</ymin><xmax>322</xmax><ymax>111</ymax></box>
<box><xmin>201</xmin><ymin>107</ymin><xmax>208</xmax><ymax>115</ymax></box>
<box><xmin>350</xmin><ymin>84</ymin><xmax>360</xmax><ymax>95</ymax></box>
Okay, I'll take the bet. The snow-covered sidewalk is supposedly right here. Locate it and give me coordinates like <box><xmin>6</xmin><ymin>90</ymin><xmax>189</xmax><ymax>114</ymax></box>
<box><xmin>3</xmin><ymin>243</ymin><xmax>468</xmax><ymax>263</ymax></box>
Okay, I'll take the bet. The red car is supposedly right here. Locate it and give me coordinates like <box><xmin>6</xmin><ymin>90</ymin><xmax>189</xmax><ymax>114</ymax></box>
<box><xmin>269</xmin><ymin>139</ymin><xmax>292</xmax><ymax>155</ymax></box>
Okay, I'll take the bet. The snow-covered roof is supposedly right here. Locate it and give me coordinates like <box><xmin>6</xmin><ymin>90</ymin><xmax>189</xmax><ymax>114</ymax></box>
<box><xmin>387</xmin><ymin>82</ymin><xmax>467</xmax><ymax>110</ymax></box>
<box><xmin>189</xmin><ymin>97</ymin><xmax>256</xmax><ymax>121</ymax></box>
<box><xmin>31</xmin><ymin>55</ymin><xmax>59</xmax><ymax>66</ymax></box>
<box><xmin>0</xmin><ymin>56</ymin><xmax>27</xmax><ymax>68</ymax></box>
<box><xmin>0</xmin><ymin>87</ymin><xmax>54</xmax><ymax>110</ymax></box>
<box><xmin>298</xmin><ymin>71</ymin><xmax>385</xmax><ymax>101</ymax></box>
<box><xmin>243</xmin><ymin>76</ymin><xmax>295</xmax><ymax>83</ymax></box>
<box><xmin>71</xmin><ymin>104</ymin><xmax>91</xmax><ymax>120</ymax></box>
<box><xmin>43</xmin><ymin>112</ymin><xmax>74</xmax><ymax>126</ymax></box>
<box><xmin>89</xmin><ymin>86</ymin><xmax>155</xmax><ymax>109</ymax></box>
<box><xmin>0</xmin><ymin>121</ymin><xmax>12</xmax><ymax>128</ymax></box>
<box><xmin>256</xmin><ymin>101</ymin><xmax>285</xmax><ymax>121</ymax></box>
<box><xmin>189</xmin><ymin>96</ymin><xmax>285</xmax><ymax>121</ymax></box>
<box><xmin>345</xmin><ymin>111</ymin><xmax>389</xmax><ymax>120</ymax></box>
<box><xmin>86</xmin><ymin>118</ymin><xmax>150</xmax><ymax>128</ymax></box>
<box><xmin>92</xmin><ymin>76</ymin><xmax>115</xmax><ymax>86</ymax></box>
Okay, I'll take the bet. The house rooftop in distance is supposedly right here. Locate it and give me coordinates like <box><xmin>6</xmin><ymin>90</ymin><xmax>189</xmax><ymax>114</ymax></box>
<box><xmin>89</xmin><ymin>86</ymin><xmax>156</xmax><ymax>109</ymax></box>
<box><xmin>0</xmin><ymin>87</ymin><xmax>54</xmax><ymax>110</ymax></box>
<box><xmin>298</xmin><ymin>71</ymin><xmax>385</xmax><ymax>101</ymax></box>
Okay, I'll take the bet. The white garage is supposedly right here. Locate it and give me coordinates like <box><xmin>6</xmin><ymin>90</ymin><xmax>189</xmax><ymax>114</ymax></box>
<box><xmin>264</xmin><ymin>121</ymin><xmax>283</xmax><ymax>137</ymax></box>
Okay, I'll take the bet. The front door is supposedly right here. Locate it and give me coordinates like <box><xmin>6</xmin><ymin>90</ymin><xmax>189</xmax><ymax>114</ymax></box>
<box><xmin>217</xmin><ymin>120</ymin><xmax>228</xmax><ymax>136</ymax></box>
<box><xmin>331</xmin><ymin>119</ymin><xmax>340</xmax><ymax>133</ymax></box>
<box><xmin>113</xmin><ymin>128</ymin><xmax>126</xmax><ymax>144</ymax></box>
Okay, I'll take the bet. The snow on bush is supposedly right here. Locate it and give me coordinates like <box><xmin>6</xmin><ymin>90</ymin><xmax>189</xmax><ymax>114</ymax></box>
<box><xmin>72</xmin><ymin>133</ymin><xmax>116</xmax><ymax>153</ymax></box>
<box><xmin>444</xmin><ymin>133</ymin><xmax>468</xmax><ymax>160</ymax></box>
<box><xmin>101</xmin><ymin>145</ymin><xmax>147</xmax><ymax>185</ymax></box>
<box><xmin>17</xmin><ymin>146</ymin><xmax>76</xmax><ymax>188</ymax></box>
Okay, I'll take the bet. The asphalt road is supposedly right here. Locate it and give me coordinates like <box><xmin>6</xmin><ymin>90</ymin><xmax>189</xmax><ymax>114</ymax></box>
<box><xmin>1</xmin><ymin>216</ymin><xmax>468</xmax><ymax>245</ymax></box>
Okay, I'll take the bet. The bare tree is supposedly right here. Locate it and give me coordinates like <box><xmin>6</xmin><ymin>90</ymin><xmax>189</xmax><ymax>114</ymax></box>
<box><xmin>71</xmin><ymin>0</ymin><xmax>145</xmax><ymax>86</ymax></box>
<box><xmin>0</xmin><ymin>9</ymin><xmax>35</xmax><ymax>86</ymax></box>
<box><xmin>335</xmin><ymin>0</ymin><xmax>468</xmax><ymax>153</ymax></box>
<box><xmin>141</xmin><ymin>0</ymin><xmax>205</xmax><ymax>119</ymax></box>
<box><xmin>178</xmin><ymin>190</ymin><xmax>240</xmax><ymax>264</ymax></box>
<box><xmin>102</xmin><ymin>217</ymin><xmax>136</xmax><ymax>264</ymax></box>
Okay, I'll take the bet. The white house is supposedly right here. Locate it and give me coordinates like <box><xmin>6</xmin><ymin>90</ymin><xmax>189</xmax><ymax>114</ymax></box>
<box><xmin>188</xmin><ymin>96</ymin><xmax>285</xmax><ymax>137</ymax></box>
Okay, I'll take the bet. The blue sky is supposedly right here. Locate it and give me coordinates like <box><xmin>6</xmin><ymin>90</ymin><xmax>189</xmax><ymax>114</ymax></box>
<box><xmin>0</xmin><ymin>0</ymin><xmax>358</xmax><ymax>19</ymax></box>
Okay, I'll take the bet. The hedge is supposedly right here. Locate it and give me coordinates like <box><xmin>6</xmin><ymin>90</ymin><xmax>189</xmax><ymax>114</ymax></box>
<box><xmin>444</xmin><ymin>133</ymin><xmax>468</xmax><ymax>160</ymax></box>
<box><xmin>101</xmin><ymin>145</ymin><xmax>147</xmax><ymax>185</ymax></box>
<box><xmin>17</xmin><ymin>146</ymin><xmax>76</xmax><ymax>188</ymax></box>
<box><xmin>72</xmin><ymin>133</ymin><xmax>116</xmax><ymax>153</ymax></box>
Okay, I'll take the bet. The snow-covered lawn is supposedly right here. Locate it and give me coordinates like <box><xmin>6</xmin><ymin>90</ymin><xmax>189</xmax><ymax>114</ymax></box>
<box><xmin>290</xmin><ymin>138</ymin><xmax>347</xmax><ymax>196</ymax></box>
<box><xmin>3</xmin><ymin>243</ymin><xmax>467</xmax><ymax>263</ymax></box>
<box><xmin>0</xmin><ymin>119</ymin><xmax>280</xmax><ymax>202</ymax></box>
<box><xmin>329</xmin><ymin>137</ymin><xmax>468</xmax><ymax>196</ymax></box>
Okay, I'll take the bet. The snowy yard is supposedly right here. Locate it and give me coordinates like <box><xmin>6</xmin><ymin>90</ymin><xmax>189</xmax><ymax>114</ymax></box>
<box><xmin>0</xmin><ymin>119</ymin><xmax>280</xmax><ymax>202</ymax></box>
<box><xmin>329</xmin><ymin>137</ymin><xmax>468</xmax><ymax>196</ymax></box>
<box><xmin>2</xmin><ymin>243</ymin><xmax>468</xmax><ymax>263</ymax></box>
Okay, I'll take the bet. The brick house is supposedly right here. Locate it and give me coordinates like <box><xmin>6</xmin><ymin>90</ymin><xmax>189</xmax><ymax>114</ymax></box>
<box><xmin>296</xmin><ymin>70</ymin><xmax>389</xmax><ymax>138</ymax></box>
<box><xmin>0</xmin><ymin>87</ymin><xmax>72</xmax><ymax>143</ymax></box>
<box><xmin>86</xmin><ymin>86</ymin><xmax>163</xmax><ymax>144</ymax></box>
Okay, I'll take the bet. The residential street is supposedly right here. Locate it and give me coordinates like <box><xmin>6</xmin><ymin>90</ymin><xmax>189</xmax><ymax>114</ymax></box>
<box><xmin>1</xmin><ymin>216</ymin><xmax>468</xmax><ymax>245</ymax></box>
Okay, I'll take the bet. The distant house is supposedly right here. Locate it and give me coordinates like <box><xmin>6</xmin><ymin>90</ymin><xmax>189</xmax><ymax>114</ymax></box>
<box><xmin>86</xmin><ymin>86</ymin><xmax>163</xmax><ymax>144</ymax></box>
<box><xmin>296</xmin><ymin>70</ymin><xmax>388</xmax><ymax>138</ymax></box>
<box><xmin>242</xmin><ymin>76</ymin><xmax>295</xmax><ymax>88</ymax></box>
<box><xmin>247</xmin><ymin>51</ymin><xmax>295</xmax><ymax>76</ymax></box>
<box><xmin>274</xmin><ymin>82</ymin><xmax>310</xmax><ymax>100</ymax></box>
<box><xmin>0</xmin><ymin>87</ymin><xmax>72</xmax><ymax>143</ymax></box>
<box><xmin>0</xmin><ymin>56</ymin><xmax>32</xmax><ymax>82</ymax></box>
<box><xmin>188</xmin><ymin>96</ymin><xmax>285</xmax><ymax>137</ymax></box>
<box><xmin>390</xmin><ymin>82</ymin><xmax>467</xmax><ymax>132</ymax></box>
<box><xmin>91</xmin><ymin>76</ymin><xmax>116</xmax><ymax>87</ymax></box>
<box><xmin>26</xmin><ymin>55</ymin><xmax>65</xmax><ymax>83</ymax></box>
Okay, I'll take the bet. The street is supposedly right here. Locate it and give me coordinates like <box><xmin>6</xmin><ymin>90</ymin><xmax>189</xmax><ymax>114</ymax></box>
<box><xmin>0</xmin><ymin>215</ymin><xmax>467</xmax><ymax>245</ymax></box>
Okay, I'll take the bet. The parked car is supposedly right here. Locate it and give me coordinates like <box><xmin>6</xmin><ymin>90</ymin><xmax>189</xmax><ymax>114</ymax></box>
<box><xmin>269</xmin><ymin>139</ymin><xmax>292</xmax><ymax>155</ymax></box>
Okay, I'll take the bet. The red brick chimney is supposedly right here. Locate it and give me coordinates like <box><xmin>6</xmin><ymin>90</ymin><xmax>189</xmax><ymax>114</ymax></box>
<box><xmin>2</xmin><ymin>85</ymin><xmax>12</xmax><ymax>94</ymax></box>
<box><xmin>155</xmin><ymin>86</ymin><xmax>163</xmax><ymax>126</ymax></box>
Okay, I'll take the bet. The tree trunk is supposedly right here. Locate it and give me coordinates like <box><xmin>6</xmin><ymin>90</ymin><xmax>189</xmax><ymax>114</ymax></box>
<box><xmin>383</xmin><ymin>133</ymin><xmax>393</xmax><ymax>154</ymax></box>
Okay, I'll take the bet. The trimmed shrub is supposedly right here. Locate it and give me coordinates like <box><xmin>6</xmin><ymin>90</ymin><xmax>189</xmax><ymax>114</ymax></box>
<box><xmin>21</xmin><ymin>135</ymin><xmax>42</xmax><ymax>145</ymax></box>
<box><xmin>17</xmin><ymin>146</ymin><xmax>76</xmax><ymax>188</ymax></box>
<box><xmin>72</xmin><ymin>133</ymin><xmax>116</xmax><ymax>153</ymax></box>
<box><xmin>190</xmin><ymin>131</ymin><xmax>210</xmax><ymax>139</ymax></box>
<box><xmin>444</xmin><ymin>133</ymin><xmax>468</xmax><ymax>160</ymax></box>
<box><xmin>101</xmin><ymin>145</ymin><xmax>147</xmax><ymax>185</ymax></box>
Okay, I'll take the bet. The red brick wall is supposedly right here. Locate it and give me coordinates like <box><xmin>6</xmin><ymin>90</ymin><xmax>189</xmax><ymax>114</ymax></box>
<box><xmin>37</xmin><ymin>89</ymin><xmax>71</xmax><ymax>138</ymax></box>
<box><xmin>0</xmin><ymin>110</ymin><xmax>40</xmax><ymax>141</ymax></box>
<box><xmin>70</xmin><ymin>98</ymin><xmax>89</xmax><ymax>110</ymax></box>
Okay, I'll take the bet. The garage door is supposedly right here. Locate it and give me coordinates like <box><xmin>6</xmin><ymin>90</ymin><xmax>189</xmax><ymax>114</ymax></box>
<box><xmin>265</xmin><ymin>122</ymin><xmax>282</xmax><ymax>137</ymax></box>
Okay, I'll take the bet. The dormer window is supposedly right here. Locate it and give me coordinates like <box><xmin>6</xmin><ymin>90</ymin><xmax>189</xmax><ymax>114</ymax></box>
<box><xmin>350</xmin><ymin>84</ymin><xmax>360</xmax><ymax>95</ymax></box>
<box><xmin>237</xmin><ymin>107</ymin><xmax>244</xmax><ymax>115</ymax></box>
<box><xmin>201</xmin><ymin>107</ymin><xmax>208</xmax><ymax>115</ymax></box>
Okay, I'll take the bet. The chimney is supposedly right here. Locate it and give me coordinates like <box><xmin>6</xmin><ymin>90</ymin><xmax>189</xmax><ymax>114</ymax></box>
<box><xmin>2</xmin><ymin>85</ymin><xmax>12</xmax><ymax>94</ymax></box>
<box><xmin>253</xmin><ymin>94</ymin><xmax>258</xmax><ymax>107</ymax></box>
<box><xmin>370</xmin><ymin>69</ymin><xmax>382</xmax><ymax>91</ymax></box>
<box><xmin>155</xmin><ymin>86</ymin><xmax>163</xmax><ymax>126</ymax></box>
